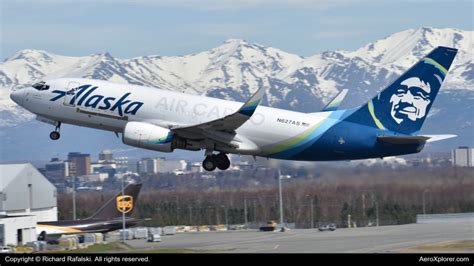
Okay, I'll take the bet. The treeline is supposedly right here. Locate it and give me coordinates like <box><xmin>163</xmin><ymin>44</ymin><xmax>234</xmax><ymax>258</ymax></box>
<box><xmin>57</xmin><ymin>167</ymin><xmax>474</xmax><ymax>228</ymax></box>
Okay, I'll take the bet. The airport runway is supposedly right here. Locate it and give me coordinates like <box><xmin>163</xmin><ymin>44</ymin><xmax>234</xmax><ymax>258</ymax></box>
<box><xmin>127</xmin><ymin>221</ymin><xmax>473</xmax><ymax>253</ymax></box>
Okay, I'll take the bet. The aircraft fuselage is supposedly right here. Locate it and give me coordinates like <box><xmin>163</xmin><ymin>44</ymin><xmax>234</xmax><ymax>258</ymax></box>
<box><xmin>11</xmin><ymin>78</ymin><xmax>422</xmax><ymax>161</ymax></box>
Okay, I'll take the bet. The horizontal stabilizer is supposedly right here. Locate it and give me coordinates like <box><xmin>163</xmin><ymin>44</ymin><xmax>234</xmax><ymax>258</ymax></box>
<box><xmin>377</xmin><ymin>134</ymin><xmax>457</xmax><ymax>145</ymax></box>
<box><xmin>421</xmin><ymin>134</ymin><xmax>457</xmax><ymax>143</ymax></box>
<box><xmin>377</xmin><ymin>135</ymin><xmax>430</xmax><ymax>145</ymax></box>
<box><xmin>321</xmin><ymin>89</ymin><xmax>348</xmax><ymax>112</ymax></box>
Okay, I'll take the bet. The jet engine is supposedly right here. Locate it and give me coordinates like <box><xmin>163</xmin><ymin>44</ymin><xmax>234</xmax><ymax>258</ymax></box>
<box><xmin>123</xmin><ymin>122</ymin><xmax>174</xmax><ymax>152</ymax></box>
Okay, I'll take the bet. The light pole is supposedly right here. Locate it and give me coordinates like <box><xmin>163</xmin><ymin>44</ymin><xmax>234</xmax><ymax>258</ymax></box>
<box><xmin>223</xmin><ymin>206</ymin><xmax>229</xmax><ymax>227</ymax></box>
<box><xmin>176</xmin><ymin>196</ymin><xmax>180</xmax><ymax>224</ymax></box>
<box><xmin>278</xmin><ymin>172</ymin><xmax>284</xmax><ymax>227</ymax></box>
<box><xmin>72</xmin><ymin>176</ymin><xmax>76</xmax><ymax>220</ymax></box>
<box><xmin>375</xmin><ymin>200</ymin><xmax>379</xmax><ymax>227</ymax></box>
<box><xmin>243</xmin><ymin>197</ymin><xmax>248</xmax><ymax>227</ymax></box>
<box><xmin>121</xmin><ymin>176</ymin><xmax>126</xmax><ymax>242</ymax></box>
<box><xmin>306</xmin><ymin>195</ymin><xmax>314</xmax><ymax>229</ymax></box>
<box><xmin>188</xmin><ymin>206</ymin><xmax>193</xmax><ymax>225</ymax></box>
<box><xmin>176</xmin><ymin>207</ymin><xmax>180</xmax><ymax>225</ymax></box>
<box><xmin>372</xmin><ymin>193</ymin><xmax>379</xmax><ymax>227</ymax></box>
<box><xmin>422</xmin><ymin>189</ymin><xmax>429</xmax><ymax>216</ymax></box>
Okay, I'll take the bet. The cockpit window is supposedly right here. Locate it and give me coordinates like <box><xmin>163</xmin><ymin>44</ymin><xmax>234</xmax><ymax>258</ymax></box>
<box><xmin>32</xmin><ymin>81</ymin><xmax>50</xmax><ymax>91</ymax></box>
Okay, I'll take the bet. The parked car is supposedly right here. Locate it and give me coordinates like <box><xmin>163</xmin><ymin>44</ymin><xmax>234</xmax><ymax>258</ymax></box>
<box><xmin>318</xmin><ymin>225</ymin><xmax>329</xmax><ymax>231</ymax></box>
<box><xmin>0</xmin><ymin>246</ymin><xmax>11</xmax><ymax>253</ymax></box>
<box><xmin>147</xmin><ymin>234</ymin><xmax>162</xmax><ymax>242</ymax></box>
<box><xmin>318</xmin><ymin>223</ymin><xmax>336</xmax><ymax>232</ymax></box>
<box><xmin>260</xmin><ymin>220</ymin><xmax>278</xmax><ymax>231</ymax></box>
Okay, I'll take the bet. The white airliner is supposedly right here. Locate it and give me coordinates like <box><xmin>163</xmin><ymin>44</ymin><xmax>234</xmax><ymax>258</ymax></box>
<box><xmin>10</xmin><ymin>47</ymin><xmax>458</xmax><ymax>171</ymax></box>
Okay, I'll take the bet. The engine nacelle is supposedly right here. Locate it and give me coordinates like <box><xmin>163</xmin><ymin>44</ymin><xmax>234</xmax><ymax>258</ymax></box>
<box><xmin>123</xmin><ymin>122</ymin><xmax>174</xmax><ymax>152</ymax></box>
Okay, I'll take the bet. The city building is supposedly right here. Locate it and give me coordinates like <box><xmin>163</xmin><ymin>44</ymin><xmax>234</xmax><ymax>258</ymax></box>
<box><xmin>137</xmin><ymin>158</ymin><xmax>159</xmax><ymax>174</ymax></box>
<box><xmin>90</xmin><ymin>149</ymin><xmax>127</xmax><ymax>178</ymax></box>
<box><xmin>159</xmin><ymin>160</ymin><xmax>187</xmax><ymax>173</ymax></box>
<box><xmin>79</xmin><ymin>173</ymin><xmax>109</xmax><ymax>183</ymax></box>
<box><xmin>115</xmin><ymin>156</ymin><xmax>129</xmax><ymax>172</ymax></box>
<box><xmin>452</xmin><ymin>146</ymin><xmax>474</xmax><ymax>167</ymax></box>
<box><xmin>42</xmin><ymin>158</ymin><xmax>69</xmax><ymax>187</ymax></box>
<box><xmin>90</xmin><ymin>162</ymin><xmax>116</xmax><ymax>178</ymax></box>
<box><xmin>98</xmin><ymin>149</ymin><xmax>113</xmax><ymax>162</ymax></box>
<box><xmin>137</xmin><ymin>157</ymin><xmax>188</xmax><ymax>174</ymax></box>
<box><xmin>0</xmin><ymin>163</ymin><xmax>58</xmax><ymax>246</ymax></box>
<box><xmin>68</xmin><ymin>152</ymin><xmax>91</xmax><ymax>176</ymax></box>
<box><xmin>0</xmin><ymin>215</ymin><xmax>37</xmax><ymax>247</ymax></box>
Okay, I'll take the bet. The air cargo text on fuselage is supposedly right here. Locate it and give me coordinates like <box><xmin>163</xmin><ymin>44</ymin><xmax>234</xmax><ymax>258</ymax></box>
<box><xmin>154</xmin><ymin>96</ymin><xmax>265</xmax><ymax>125</ymax></box>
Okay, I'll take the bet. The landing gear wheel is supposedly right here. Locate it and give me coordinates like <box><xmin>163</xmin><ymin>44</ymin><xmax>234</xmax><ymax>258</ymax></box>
<box><xmin>49</xmin><ymin>131</ymin><xmax>60</xmax><ymax>140</ymax></box>
<box><xmin>215</xmin><ymin>153</ymin><xmax>231</xmax><ymax>170</ymax></box>
<box><xmin>202</xmin><ymin>156</ymin><xmax>217</xmax><ymax>171</ymax></box>
<box><xmin>50</xmin><ymin>121</ymin><xmax>61</xmax><ymax>140</ymax></box>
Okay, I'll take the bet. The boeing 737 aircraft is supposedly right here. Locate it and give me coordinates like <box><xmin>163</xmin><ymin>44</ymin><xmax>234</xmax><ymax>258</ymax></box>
<box><xmin>10</xmin><ymin>47</ymin><xmax>458</xmax><ymax>171</ymax></box>
<box><xmin>37</xmin><ymin>183</ymin><xmax>142</xmax><ymax>242</ymax></box>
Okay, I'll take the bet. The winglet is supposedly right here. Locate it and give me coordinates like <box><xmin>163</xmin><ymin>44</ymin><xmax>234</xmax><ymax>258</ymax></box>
<box><xmin>238</xmin><ymin>85</ymin><xmax>267</xmax><ymax>116</ymax></box>
<box><xmin>321</xmin><ymin>89</ymin><xmax>348</xmax><ymax>112</ymax></box>
<box><xmin>172</xmin><ymin>85</ymin><xmax>267</xmax><ymax>133</ymax></box>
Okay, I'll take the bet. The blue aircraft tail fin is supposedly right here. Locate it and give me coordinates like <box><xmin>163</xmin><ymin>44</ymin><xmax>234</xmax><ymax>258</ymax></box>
<box><xmin>346</xmin><ymin>46</ymin><xmax>457</xmax><ymax>135</ymax></box>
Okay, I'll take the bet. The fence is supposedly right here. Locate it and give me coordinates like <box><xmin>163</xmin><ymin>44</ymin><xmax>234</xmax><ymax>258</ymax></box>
<box><xmin>416</xmin><ymin>212</ymin><xmax>474</xmax><ymax>223</ymax></box>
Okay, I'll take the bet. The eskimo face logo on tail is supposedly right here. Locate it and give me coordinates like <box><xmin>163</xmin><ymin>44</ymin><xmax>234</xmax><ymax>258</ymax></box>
<box><xmin>389</xmin><ymin>77</ymin><xmax>432</xmax><ymax>124</ymax></box>
<box><xmin>116</xmin><ymin>195</ymin><xmax>133</xmax><ymax>213</ymax></box>
<box><xmin>50</xmin><ymin>84</ymin><xmax>144</xmax><ymax>116</ymax></box>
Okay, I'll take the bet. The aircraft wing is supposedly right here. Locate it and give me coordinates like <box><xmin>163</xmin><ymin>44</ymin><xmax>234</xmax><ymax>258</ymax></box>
<box><xmin>172</xmin><ymin>85</ymin><xmax>267</xmax><ymax>137</ymax></box>
<box><xmin>321</xmin><ymin>89</ymin><xmax>348</xmax><ymax>112</ymax></box>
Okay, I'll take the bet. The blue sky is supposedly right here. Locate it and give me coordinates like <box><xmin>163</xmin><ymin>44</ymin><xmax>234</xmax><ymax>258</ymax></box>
<box><xmin>1</xmin><ymin>0</ymin><xmax>472</xmax><ymax>59</ymax></box>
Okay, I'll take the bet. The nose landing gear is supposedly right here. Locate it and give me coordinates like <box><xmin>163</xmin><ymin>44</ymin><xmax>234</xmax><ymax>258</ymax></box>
<box><xmin>49</xmin><ymin>122</ymin><xmax>61</xmax><ymax>140</ymax></box>
<box><xmin>202</xmin><ymin>152</ymin><xmax>231</xmax><ymax>171</ymax></box>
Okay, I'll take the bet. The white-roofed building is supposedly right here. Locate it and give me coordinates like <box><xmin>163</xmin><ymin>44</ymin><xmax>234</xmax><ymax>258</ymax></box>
<box><xmin>0</xmin><ymin>163</ymin><xmax>58</xmax><ymax>246</ymax></box>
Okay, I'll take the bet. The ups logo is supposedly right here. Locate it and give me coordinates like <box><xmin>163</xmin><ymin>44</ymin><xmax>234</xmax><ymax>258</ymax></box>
<box><xmin>116</xmin><ymin>195</ymin><xmax>133</xmax><ymax>213</ymax></box>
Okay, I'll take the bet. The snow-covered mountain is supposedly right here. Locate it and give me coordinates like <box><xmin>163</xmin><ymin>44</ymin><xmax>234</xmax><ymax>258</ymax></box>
<box><xmin>0</xmin><ymin>27</ymin><xmax>472</xmax><ymax>160</ymax></box>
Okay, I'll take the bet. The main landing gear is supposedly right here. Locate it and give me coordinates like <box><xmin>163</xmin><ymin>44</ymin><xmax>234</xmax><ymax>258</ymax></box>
<box><xmin>202</xmin><ymin>152</ymin><xmax>231</xmax><ymax>171</ymax></box>
<box><xmin>49</xmin><ymin>122</ymin><xmax>61</xmax><ymax>140</ymax></box>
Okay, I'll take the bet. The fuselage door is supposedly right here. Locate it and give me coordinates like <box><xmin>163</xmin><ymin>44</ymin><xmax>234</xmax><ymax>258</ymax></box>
<box><xmin>64</xmin><ymin>81</ymin><xmax>81</xmax><ymax>106</ymax></box>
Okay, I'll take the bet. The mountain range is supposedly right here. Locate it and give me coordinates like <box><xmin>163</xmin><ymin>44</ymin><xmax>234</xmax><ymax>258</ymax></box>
<box><xmin>0</xmin><ymin>27</ymin><xmax>472</xmax><ymax>161</ymax></box>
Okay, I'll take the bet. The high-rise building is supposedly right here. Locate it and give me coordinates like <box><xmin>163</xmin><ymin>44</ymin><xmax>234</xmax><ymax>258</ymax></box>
<box><xmin>136</xmin><ymin>157</ymin><xmax>187</xmax><ymax>174</ymax></box>
<box><xmin>157</xmin><ymin>159</ymin><xmax>187</xmax><ymax>173</ymax></box>
<box><xmin>137</xmin><ymin>160</ymin><xmax>147</xmax><ymax>174</ymax></box>
<box><xmin>68</xmin><ymin>152</ymin><xmax>91</xmax><ymax>176</ymax></box>
<box><xmin>115</xmin><ymin>156</ymin><xmax>129</xmax><ymax>172</ymax></box>
<box><xmin>137</xmin><ymin>158</ymin><xmax>160</xmax><ymax>174</ymax></box>
<box><xmin>99</xmin><ymin>149</ymin><xmax>113</xmax><ymax>162</ymax></box>
<box><xmin>451</xmin><ymin>146</ymin><xmax>474</xmax><ymax>167</ymax></box>
<box><xmin>43</xmin><ymin>158</ymin><xmax>69</xmax><ymax>186</ymax></box>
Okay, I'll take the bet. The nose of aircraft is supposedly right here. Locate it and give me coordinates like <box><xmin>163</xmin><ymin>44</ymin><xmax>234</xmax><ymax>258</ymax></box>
<box><xmin>10</xmin><ymin>89</ymin><xmax>24</xmax><ymax>105</ymax></box>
